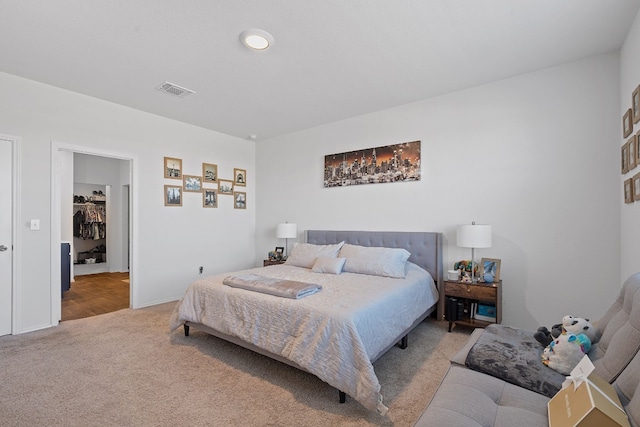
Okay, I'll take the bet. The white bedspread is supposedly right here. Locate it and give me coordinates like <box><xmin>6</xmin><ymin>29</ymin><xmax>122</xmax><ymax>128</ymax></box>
<box><xmin>170</xmin><ymin>262</ymin><xmax>438</xmax><ymax>414</ymax></box>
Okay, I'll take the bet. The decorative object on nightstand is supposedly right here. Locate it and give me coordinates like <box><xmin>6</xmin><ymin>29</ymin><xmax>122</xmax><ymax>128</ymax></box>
<box><xmin>276</xmin><ymin>222</ymin><xmax>297</xmax><ymax>259</ymax></box>
<box><xmin>456</xmin><ymin>222</ymin><xmax>492</xmax><ymax>283</ymax></box>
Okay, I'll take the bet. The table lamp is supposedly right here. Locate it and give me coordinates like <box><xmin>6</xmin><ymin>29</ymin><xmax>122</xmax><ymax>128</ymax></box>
<box><xmin>276</xmin><ymin>222</ymin><xmax>297</xmax><ymax>259</ymax></box>
<box><xmin>456</xmin><ymin>222</ymin><xmax>492</xmax><ymax>283</ymax></box>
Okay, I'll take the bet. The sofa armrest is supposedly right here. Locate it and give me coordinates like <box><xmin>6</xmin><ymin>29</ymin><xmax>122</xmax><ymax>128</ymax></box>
<box><xmin>450</xmin><ymin>327</ymin><xmax>484</xmax><ymax>365</ymax></box>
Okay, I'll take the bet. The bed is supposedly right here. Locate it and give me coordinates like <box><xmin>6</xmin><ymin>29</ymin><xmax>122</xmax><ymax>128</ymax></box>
<box><xmin>170</xmin><ymin>230</ymin><xmax>443</xmax><ymax>414</ymax></box>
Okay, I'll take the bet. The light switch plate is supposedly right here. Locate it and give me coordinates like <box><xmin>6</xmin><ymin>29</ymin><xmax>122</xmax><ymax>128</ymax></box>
<box><xmin>30</xmin><ymin>219</ymin><xmax>40</xmax><ymax>230</ymax></box>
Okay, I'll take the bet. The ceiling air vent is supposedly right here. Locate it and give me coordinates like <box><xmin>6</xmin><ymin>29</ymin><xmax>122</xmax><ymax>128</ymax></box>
<box><xmin>156</xmin><ymin>81</ymin><xmax>195</xmax><ymax>98</ymax></box>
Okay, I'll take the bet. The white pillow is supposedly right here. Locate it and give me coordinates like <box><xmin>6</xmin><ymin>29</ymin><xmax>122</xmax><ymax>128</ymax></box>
<box><xmin>285</xmin><ymin>241</ymin><xmax>345</xmax><ymax>268</ymax></box>
<box><xmin>312</xmin><ymin>257</ymin><xmax>346</xmax><ymax>275</ymax></box>
<box><xmin>339</xmin><ymin>244</ymin><xmax>411</xmax><ymax>278</ymax></box>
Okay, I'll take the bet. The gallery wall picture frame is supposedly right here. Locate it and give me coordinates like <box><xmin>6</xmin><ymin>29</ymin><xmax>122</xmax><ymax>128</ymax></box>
<box><xmin>183</xmin><ymin>175</ymin><xmax>202</xmax><ymax>192</ymax></box>
<box><xmin>633</xmin><ymin>85</ymin><xmax>640</xmax><ymax>124</ymax></box>
<box><xmin>622</xmin><ymin>143</ymin><xmax>629</xmax><ymax>174</ymax></box>
<box><xmin>164</xmin><ymin>156</ymin><xmax>182</xmax><ymax>179</ymax></box>
<box><xmin>218</xmin><ymin>179</ymin><xmax>234</xmax><ymax>195</ymax></box>
<box><xmin>203</xmin><ymin>163</ymin><xmax>218</xmax><ymax>183</ymax></box>
<box><xmin>480</xmin><ymin>258</ymin><xmax>501</xmax><ymax>282</ymax></box>
<box><xmin>624</xmin><ymin>108</ymin><xmax>633</xmax><ymax>138</ymax></box>
<box><xmin>636</xmin><ymin>131</ymin><xmax>640</xmax><ymax>165</ymax></box>
<box><xmin>203</xmin><ymin>189</ymin><xmax>218</xmax><ymax>208</ymax></box>
<box><xmin>234</xmin><ymin>191</ymin><xmax>246</xmax><ymax>209</ymax></box>
<box><xmin>164</xmin><ymin>185</ymin><xmax>182</xmax><ymax>206</ymax></box>
<box><xmin>234</xmin><ymin>168</ymin><xmax>247</xmax><ymax>187</ymax></box>
<box><xmin>634</xmin><ymin>172</ymin><xmax>640</xmax><ymax>202</ymax></box>
<box><xmin>628</xmin><ymin>136</ymin><xmax>638</xmax><ymax>172</ymax></box>
<box><xmin>624</xmin><ymin>178</ymin><xmax>634</xmax><ymax>204</ymax></box>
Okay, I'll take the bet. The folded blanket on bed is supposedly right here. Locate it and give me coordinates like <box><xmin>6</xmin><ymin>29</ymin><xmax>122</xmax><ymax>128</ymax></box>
<box><xmin>465</xmin><ymin>324</ymin><xmax>566</xmax><ymax>398</ymax></box>
<box><xmin>222</xmin><ymin>274</ymin><xmax>322</xmax><ymax>299</ymax></box>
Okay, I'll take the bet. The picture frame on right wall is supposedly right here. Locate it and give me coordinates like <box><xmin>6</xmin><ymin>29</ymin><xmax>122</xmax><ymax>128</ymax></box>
<box><xmin>634</xmin><ymin>85</ymin><xmax>640</xmax><ymax>124</ymax></box>
<box><xmin>629</xmin><ymin>136</ymin><xmax>638</xmax><ymax>172</ymax></box>
<box><xmin>480</xmin><ymin>258</ymin><xmax>501</xmax><ymax>282</ymax></box>
<box><xmin>624</xmin><ymin>177</ymin><xmax>634</xmax><ymax>204</ymax></box>
<box><xmin>622</xmin><ymin>143</ymin><xmax>629</xmax><ymax>174</ymax></box>
<box><xmin>634</xmin><ymin>172</ymin><xmax>640</xmax><ymax>202</ymax></box>
<box><xmin>624</xmin><ymin>108</ymin><xmax>633</xmax><ymax>138</ymax></box>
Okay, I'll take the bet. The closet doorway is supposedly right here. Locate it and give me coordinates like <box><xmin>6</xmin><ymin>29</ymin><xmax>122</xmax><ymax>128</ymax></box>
<box><xmin>51</xmin><ymin>142</ymin><xmax>137</xmax><ymax>325</ymax></box>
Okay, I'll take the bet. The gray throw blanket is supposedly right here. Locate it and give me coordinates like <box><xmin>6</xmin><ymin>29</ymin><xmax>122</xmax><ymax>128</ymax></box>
<box><xmin>465</xmin><ymin>324</ymin><xmax>566</xmax><ymax>397</ymax></box>
<box><xmin>223</xmin><ymin>274</ymin><xmax>322</xmax><ymax>299</ymax></box>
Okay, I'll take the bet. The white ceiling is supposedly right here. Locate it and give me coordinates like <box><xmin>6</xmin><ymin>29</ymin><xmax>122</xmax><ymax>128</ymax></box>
<box><xmin>1</xmin><ymin>0</ymin><xmax>639</xmax><ymax>141</ymax></box>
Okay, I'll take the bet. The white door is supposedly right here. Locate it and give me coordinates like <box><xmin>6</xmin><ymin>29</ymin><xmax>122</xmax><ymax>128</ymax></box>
<box><xmin>0</xmin><ymin>139</ymin><xmax>13</xmax><ymax>336</ymax></box>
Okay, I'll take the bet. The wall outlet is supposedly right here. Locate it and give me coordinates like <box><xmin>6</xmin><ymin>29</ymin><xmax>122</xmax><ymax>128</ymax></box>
<box><xmin>199</xmin><ymin>266</ymin><xmax>203</xmax><ymax>274</ymax></box>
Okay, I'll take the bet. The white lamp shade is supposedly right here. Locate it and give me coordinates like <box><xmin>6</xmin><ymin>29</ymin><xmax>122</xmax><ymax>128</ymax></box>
<box><xmin>276</xmin><ymin>223</ymin><xmax>297</xmax><ymax>239</ymax></box>
<box><xmin>456</xmin><ymin>224</ymin><xmax>492</xmax><ymax>248</ymax></box>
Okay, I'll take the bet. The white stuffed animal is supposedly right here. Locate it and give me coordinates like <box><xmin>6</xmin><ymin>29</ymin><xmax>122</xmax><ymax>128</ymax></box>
<box><xmin>541</xmin><ymin>331</ymin><xmax>592</xmax><ymax>375</ymax></box>
<box><xmin>561</xmin><ymin>315</ymin><xmax>599</xmax><ymax>344</ymax></box>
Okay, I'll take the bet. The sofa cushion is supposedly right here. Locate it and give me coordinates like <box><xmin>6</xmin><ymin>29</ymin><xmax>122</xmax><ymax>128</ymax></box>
<box><xmin>414</xmin><ymin>365</ymin><xmax>549</xmax><ymax>427</ymax></box>
<box><xmin>612</xmin><ymin>341</ymin><xmax>640</xmax><ymax>427</ymax></box>
<box><xmin>590</xmin><ymin>272</ymin><xmax>640</xmax><ymax>383</ymax></box>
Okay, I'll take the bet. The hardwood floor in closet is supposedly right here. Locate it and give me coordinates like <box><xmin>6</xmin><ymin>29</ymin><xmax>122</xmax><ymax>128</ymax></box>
<box><xmin>62</xmin><ymin>272</ymin><xmax>129</xmax><ymax>321</ymax></box>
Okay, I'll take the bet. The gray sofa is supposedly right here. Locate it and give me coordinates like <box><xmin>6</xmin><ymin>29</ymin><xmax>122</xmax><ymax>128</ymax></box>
<box><xmin>414</xmin><ymin>273</ymin><xmax>640</xmax><ymax>427</ymax></box>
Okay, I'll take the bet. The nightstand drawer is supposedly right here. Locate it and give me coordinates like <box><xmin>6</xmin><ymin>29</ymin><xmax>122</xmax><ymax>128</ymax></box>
<box><xmin>444</xmin><ymin>282</ymin><xmax>497</xmax><ymax>301</ymax></box>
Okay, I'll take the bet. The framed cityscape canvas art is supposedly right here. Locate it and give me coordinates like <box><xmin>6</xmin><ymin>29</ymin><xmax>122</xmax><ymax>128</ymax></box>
<box><xmin>324</xmin><ymin>140</ymin><xmax>421</xmax><ymax>187</ymax></box>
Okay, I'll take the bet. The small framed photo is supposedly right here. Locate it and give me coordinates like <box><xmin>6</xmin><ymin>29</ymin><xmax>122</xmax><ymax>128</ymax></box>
<box><xmin>622</xmin><ymin>143</ymin><xmax>629</xmax><ymax>174</ymax></box>
<box><xmin>275</xmin><ymin>247</ymin><xmax>284</xmax><ymax>256</ymax></box>
<box><xmin>183</xmin><ymin>175</ymin><xmax>202</xmax><ymax>192</ymax></box>
<box><xmin>636</xmin><ymin>131</ymin><xmax>640</xmax><ymax>164</ymax></box>
<box><xmin>480</xmin><ymin>258</ymin><xmax>501</xmax><ymax>282</ymax></box>
<box><xmin>628</xmin><ymin>136</ymin><xmax>638</xmax><ymax>172</ymax></box>
<box><xmin>623</xmin><ymin>108</ymin><xmax>633</xmax><ymax>138</ymax></box>
<box><xmin>633</xmin><ymin>85</ymin><xmax>640</xmax><ymax>124</ymax></box>
<box><xmin>624</xmin><ymin>178</ymin><xmax>635</xmax><ymax>204</ymax></box>
<box><xmin>234</xmin><ymin>168</ymin><xmax>246</xmax><ymax>187</ymax></box>
<box><xmin>234</xmin><ymin>191</ymin><xmax>246</xmax><ymax>209</ymax></box>
<box><xmin>218</xmin><ymin>179</ymin><xmax>234</xmax><ymax>195</ymax></box>
<box><xmin>634</xmin><ymin>172</ymin><xmax>640</xmax><ymax>202</ymax></box>
<box><xmin>164</xmin><ymin>185</ymin><xmax>182</xmax><ymax>206</ymax></box>
<box><xmin>203</xmin><ymin>189</ymin><xmax>217</xmax><ymax>208</ymax></box>
<box><xmin>203</xmin><ymin>163</ymin><xmax>218</xmax><ymax>183</ymax></box>
<box><xmin>164</xmin><ymin>156</ymin><xmax>182</xmax><ymax>179</ymax></box>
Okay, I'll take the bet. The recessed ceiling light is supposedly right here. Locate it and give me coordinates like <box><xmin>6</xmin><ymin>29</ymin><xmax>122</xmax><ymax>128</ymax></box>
<box><xmin>240</xmin><ymin>29</ymin><xmax>274</xmax><ymax>50</ymax></box>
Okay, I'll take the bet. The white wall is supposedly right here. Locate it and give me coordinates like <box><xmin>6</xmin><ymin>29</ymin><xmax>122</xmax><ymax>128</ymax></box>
<box><xmin>256</xmin><ymin>53</ymin><xmax>621</xmax><ymax>330</ymax></box>
<box><xmin>620</xmin><ymin>10</ymin><xmax>640</xmax><ymax>281</ymax></box>
<box><xmin>0</xmin><ymin>71</ymin><xmax>256</xmax><ymax>333</ymax></box>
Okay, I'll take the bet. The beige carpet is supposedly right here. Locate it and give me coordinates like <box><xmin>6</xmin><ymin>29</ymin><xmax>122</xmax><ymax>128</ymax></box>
<box><xmin>0</xmin><ymin>302</ymin><xmax>470</xmax><ymax>427</ymax></box>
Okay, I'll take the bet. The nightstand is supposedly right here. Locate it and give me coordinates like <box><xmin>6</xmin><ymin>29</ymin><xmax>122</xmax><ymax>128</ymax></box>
<box><xmin>441</xmin><ymin>279</ymin><xmax>502</xmax><ymax>332</ymax></box>
<box><xmin>263</xmin><ymin>259</ymin><xmax>286</xmax><ymax>266</ymax></box>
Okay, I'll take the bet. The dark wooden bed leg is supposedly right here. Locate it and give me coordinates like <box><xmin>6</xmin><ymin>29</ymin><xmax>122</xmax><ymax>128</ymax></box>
<box><xmin>338</xmin><ymin>390</ymin><xmax>346</xmax><ymax>403</ymax></box>
<box><xmin>184</xmin><ymin>324</ymin><xmax>190</xmax><ymax>337</ymax></box>
<box><xmin>399</xmin><ymin>334</ymin><xmax>408</xmax><ymax>349</ymax></box>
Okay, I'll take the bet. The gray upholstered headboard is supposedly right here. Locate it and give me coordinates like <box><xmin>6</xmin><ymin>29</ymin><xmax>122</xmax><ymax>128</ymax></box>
<box><xmin>306</xmin><ymin>230</ymin><xmax>443</xmax><ymax>287</ymax></box>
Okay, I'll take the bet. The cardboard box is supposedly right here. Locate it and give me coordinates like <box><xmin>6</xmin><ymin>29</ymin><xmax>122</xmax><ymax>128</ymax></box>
<box><xmin>548</xmin><ymin>373</ymin><xmax>630</xmax><ymax>427</ymax></box>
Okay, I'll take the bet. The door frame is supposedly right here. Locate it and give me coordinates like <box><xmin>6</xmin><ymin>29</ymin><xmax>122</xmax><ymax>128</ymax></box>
<box><xmin>0</xmin><ymin>134</ymin><xmax>21</xmax><ymax>334</ymax></box>
<box><xmin>50</xmin><ymin>141</ymin><xmax>138</xmax><ymax>325</ymax></box>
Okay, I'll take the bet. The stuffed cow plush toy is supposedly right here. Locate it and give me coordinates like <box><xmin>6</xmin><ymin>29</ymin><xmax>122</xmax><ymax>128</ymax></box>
<box><xmin>534</xmin><ymin>315</ymin><xmax>598</xmax><ymax>347</ymax></box>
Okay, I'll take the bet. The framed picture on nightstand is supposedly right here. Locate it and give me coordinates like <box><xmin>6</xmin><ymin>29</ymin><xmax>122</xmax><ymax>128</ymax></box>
<box><xmin>480</xmin><ymin>258</ymin><xmax>501</xmax><ymax>282</ymax></box>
